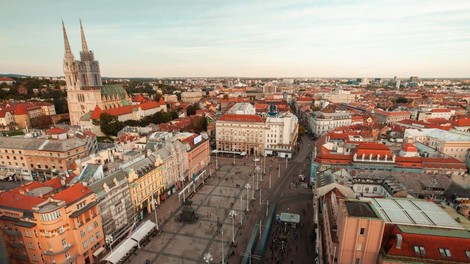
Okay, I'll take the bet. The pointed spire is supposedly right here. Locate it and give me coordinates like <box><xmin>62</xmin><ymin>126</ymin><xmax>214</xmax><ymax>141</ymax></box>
<box><xmin>62</xmin><ymin>20</ymin><xmax>73</xmax><ymax>58</ymax></box>
<box><xmin>80</xmin><ymin>19</ymin><xmax>89</xmax><ymax>52</ymax></box>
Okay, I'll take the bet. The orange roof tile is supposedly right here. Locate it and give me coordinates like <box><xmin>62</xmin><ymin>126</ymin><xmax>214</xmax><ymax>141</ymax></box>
<box><xmin>53</xmin><ymin>183</ymin><xmax>92</xmax><ymax>205</ymax></box>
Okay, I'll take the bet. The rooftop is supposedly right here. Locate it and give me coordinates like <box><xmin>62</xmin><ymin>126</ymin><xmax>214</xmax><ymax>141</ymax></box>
<box><xmin>365</xmin><ymin>198</ymin><xmax>464</xmax><ymax>229</ymax></box>
<box><xmin>345</xmin><ymin>200</ymin><xmax>379</xmax><ymax>218</ymax></box>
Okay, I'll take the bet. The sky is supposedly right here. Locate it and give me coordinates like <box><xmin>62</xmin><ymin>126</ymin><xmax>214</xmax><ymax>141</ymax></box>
<box><xmin>1</xmin><ymin>0</ymin><xmax>470</xmax><ymax>78</ymax></box>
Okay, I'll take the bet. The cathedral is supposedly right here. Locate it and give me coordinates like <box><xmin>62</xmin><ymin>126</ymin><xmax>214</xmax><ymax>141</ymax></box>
<box><xmin>62</xmin><ymin>20</ymin><xmax>131</xmax><ymax>125</ymax></box>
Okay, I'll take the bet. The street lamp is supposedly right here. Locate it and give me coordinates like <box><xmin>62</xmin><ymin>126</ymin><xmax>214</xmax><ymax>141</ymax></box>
<box><xmin>229</xmin><ymin>210</ymin><xmax>237</xmax><ymax>244</ymax></box>
<box><xmin>245</xmin><ymin>183</ymin><xmax>251</xmax><ymax>211</ymax></box>
<box><xmin>153</xmin><ymin>196</ymin><xmax>159</xmax><ymax>230</ymax></box>
<box><xmin>221</xmin><ymin>229</ymin><xmax>225</xmax><ymax>264</ymax></box>
<box><xmin>204</xmin><ymin>252</ymin><xmax>213</xmax><ymax>264</ymax></box>
<box><xmin>105</xmin><ymin>234</ymin><xmax>114</xmax><ymax>252</ymax></box>
<box><xmin>278</xmin><ymin>165</ymin><xmax>280</xmax><ymax>178</ymax></box>
<box><xmin>255</xmin><ymin>166</ymin><xmax>260</xmax><ymax>190</ymax></box>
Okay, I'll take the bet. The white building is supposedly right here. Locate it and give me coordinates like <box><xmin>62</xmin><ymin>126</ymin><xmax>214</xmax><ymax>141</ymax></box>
<box><xmin>417</xmin><ymin>108</ymin><xmax>453</xmax><ymax>121</ymax></box>
<box><xmin>265</xmin><ymin>113</ymin><xmax>299</xmax><ymax>158</ymax></box>
<box><xmin>319</xmin><ymin>89</ymin><xmax>357</xmax><ymax>104</ymax></box>
<box><xmin>309</xmin><ymin>111</ymin><xmax>352</xmax><ymax>137</ymax></box>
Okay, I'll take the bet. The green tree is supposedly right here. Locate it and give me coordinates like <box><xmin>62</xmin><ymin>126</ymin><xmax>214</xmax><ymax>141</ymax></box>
<box><xmin>395</xmin><ymin>97</ymin><xmax>409</xmax><ymax>104</ymax></box>
<box><xmin>99</xmin><ymin>113</ymin><xmax>123</xmax><ymax>136</ymax></box>
<box><xmin>186</xmin><ymin>104</ymin><xmax>200</xmax><ymax>116</ymax></box>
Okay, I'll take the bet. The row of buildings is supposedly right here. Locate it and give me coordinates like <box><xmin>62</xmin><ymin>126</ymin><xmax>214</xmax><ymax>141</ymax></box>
<box><xmin>0</xmin><ymin>130</ymin><xmax>210</xmax><ymax>264</ymax></box>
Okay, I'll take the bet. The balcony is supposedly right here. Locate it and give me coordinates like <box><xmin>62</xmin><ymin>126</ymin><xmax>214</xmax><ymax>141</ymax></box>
<box><xmin>3</xmin><ymin>228</ymin><xmax>22</xmax><ymax>236</ymax></box>
<box><xmin>8</xmin><ymin>241</ymin><xmax>25</xmax><ymax>249</ymax></box>
<box><xmin>65</xmin><ymin>254</ymin><xmax>78</xmax><ymax>264</ymax></box>
<box><xmin>12</xmin><ymin>253</ymin><xmax>29</xmax><ymax>261</ymax></box>
<box><xmin>44</xmin><ymin>243</ymin><xmax>74</xmax><ymax>256</ymax></box>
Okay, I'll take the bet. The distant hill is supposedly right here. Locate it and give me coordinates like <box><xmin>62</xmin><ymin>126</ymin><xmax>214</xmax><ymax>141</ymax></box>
<box><xmin>0</xmin><ymin>73</ymin><xmax>32</xmax><ymax>78</ymax></box>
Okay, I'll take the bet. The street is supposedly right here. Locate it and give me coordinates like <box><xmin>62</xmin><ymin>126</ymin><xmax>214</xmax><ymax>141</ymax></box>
<box><xmin>128</xmin><ymin>136</ymin><xmax>315</xmax><ymax>264</ymax></box>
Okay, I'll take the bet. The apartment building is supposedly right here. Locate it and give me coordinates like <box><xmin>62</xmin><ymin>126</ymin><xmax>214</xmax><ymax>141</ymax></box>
<box><xmin>0</xmin><ymin>133</ymin><xmax>96</xmax><ymax>181</ymax></box>
<box><xmin>0</xmin><ymin>182</ymin><xmax>105</xmax><ymax>264</ymax></box>
<box><xmin>179</xmin><ymin>133</ymin><xmax>210</xmax><ymax>179</ymax></box>
<box><xmin>265</xmin><ymin>113</ymin><xmax>299</xmax><ymax>158</ymax></box>
<box><xmin>316</xmin><ymin>186</ymin><xmax>470</xmax><ymax>264</ymax></box>
<box><xmin>404</xmin><ymin>128</ymin><xmax>470</xmax><ymax>162</ymax></box>
<box><xmin>309</xmin><ymin>111</ymin><xmax>352</xmax><ymax>137</ymax></box>
<box><xmin>125</xmin><ymin>155</ymin><xmax>165</xmax><ymax>218</ymax></box>
<box><xmin>216</xmin><ymin>114</ymin><xmax>266</xmax><ymax>155</ymax></box>
<box><xmin>88</xmin><ymin>170</ymin><xmax>134</xmax><ymax>241</ymax></box>
<box><xmin>372</xmin><ymin>109</ymin><xmax>410</xmax><ymax>124</ymax></box>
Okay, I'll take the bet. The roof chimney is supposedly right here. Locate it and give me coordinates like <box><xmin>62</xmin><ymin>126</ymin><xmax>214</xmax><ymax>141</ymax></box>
<box><xmin>396</xmin><ymin>234</ymin><xmax>403</xmax><ymax>249</ymax></box>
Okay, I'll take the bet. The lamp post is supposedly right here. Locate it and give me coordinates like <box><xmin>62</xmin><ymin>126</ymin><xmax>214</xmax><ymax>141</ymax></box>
<box><xmin>229</xmin><ymin>210</ymin><xmax>236</xmax><ymax>244</ymax></box>
<box><xmin>263</xmin><ymin>155</ymin><xmax>266</xmax><ymax>174</ymax></box>
<box><xmin>105</xmin><ymin>234</ymin><xmax>114</xmax><ymax>252</ymax></box>
<box><xmin>153</xmin><ymin>196</ymin><xmax>159</xmax><ymax>230</ymax></box>
<box><xmin>221</xmin><ymin>229</ymin><xmax>225</xmax><ymax>264</ymax></box>
<box><xmin>255</xmin><ymin>166</ymin><xmax>260</xmax><ymax>190</ymax></box>
<box><xmin>278</xmin><ymin>164</ymin><xmax>280</xmax><ymax>178</ymax></box>
<box><xmin>286</xmin><ymin>157</ymin><xmax>288</xmax><ymax>168</ymax></box>
<box><xmin>216</xmin><ymin>150</ymin><xmax>219</xmax><ymax>170</ymax></box>
<box><xmin>269</xmin><ymin>173</ymin><xmax>272</xmax><ymax>189</ymax></box>
<box><xmin>245</xmin><ymin>183</ymin><xmax>251</xmax><ymax>211</ymax></box>
<box><xmin>239</xmin><ymin>195</ymin><xmax>243</xmax><ymax>225</ymax></box>
<box><xmin>204</xmin><ymin>252</ymin><xmax>213</xmax><ymax>264</ymax></box>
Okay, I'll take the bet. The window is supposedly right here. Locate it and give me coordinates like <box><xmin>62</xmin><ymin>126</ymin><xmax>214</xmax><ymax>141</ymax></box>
<box><xmin>414</xmin><ymin>246</ymin><xmax>426</xmax><ymax>255</ymax></box>
<box><xmin>88</xmin><ymin>225</ymin><xmax>92</xmax><ymax>232</ymax></box>
<box><xmin>28</xmin><ymin>242</ymin><xmax>34</xmax><ymax>250</ymax></box>
<box><xmin>439</xmin><ymin>248</ymin><xmax>451</xmax><ymax>257</ymax></box>
<box><xmin>24</xmin><ymin>230</ymin><xmax>31</xmax><ymax>237</ymax></box>
<box><xmin>93</xmin><ymin>221</ymin><xmax>98</xmax><ymax>228</ymax></box>
<box><xmin>95</xmin><ymin>231</ymin><xmax>101</xmax><ymax>239</ymax></box>
<box><xmin>360</xmin><ymin>228</ymin><xmax>365</xmax><ymax>235</ymax></box>
<box><xmin>83</xmin><ymin>241</ymin><xmax>88</xmax><ymax>249</ymax></box>
<box><xmin>355</xmin><ymin>258</ymin><xmax>361</xmax><ymax>264</ymax></box>
<box><xmin>65</xmin><ymin>251</ymin><xmax>70</xmax><ymax>259</ymax></box>
<box><xmin>465</xmin><ymin>251</ymin><xmax>470</xmax><ymax>259</ymax></box>
<box><xmin>90</xmin><ymin>236</ymin><xmax>95</xmax><ymax>244</ymax></box>
<box><xmin>62</xmin><ymin>239</ymin><xmax>67</xmax><ymax>247</ymax></box>
<box><xmin>32</xmin><ymin>254</ymin><xmax>38</xmax><ymax>262</ymax></box>
<box><xmin>80</xmin><ymin>230</ymin><xmax>86</xmax><ymax>238</ymax></box>
<box><xmin>357</xmin><ymin>244</ymin><xmax>362</xmax><ymax>251</ymax></box>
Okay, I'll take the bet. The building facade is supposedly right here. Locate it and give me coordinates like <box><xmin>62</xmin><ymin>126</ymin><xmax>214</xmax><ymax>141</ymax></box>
<box><xmin>0</xmin><ymin>182</ymin><xmax>106</xmax><ymax>264</ymax></box>
<box><xmin>264</xmin><ymin>113</ymin><xmax>299</xmax><ymax>158</ymax></box>
<box><xmin>309</xmin><ymin>111</ymin><xmax>352</xmax><ymax>137</ymax></box>
<box><xmin>216</xmin><ymin>114</ymin><xmax>266</xmax><ymax>155</ymax></box>
<box><xmin>88</xmin><ymin>170</ymin><xmax>134</xmax><ymax>241</ymax></box>
<box><xmin>0</xmin><ymin>133</ymin><xmax>95</xmax><ymax>180</ymax></box>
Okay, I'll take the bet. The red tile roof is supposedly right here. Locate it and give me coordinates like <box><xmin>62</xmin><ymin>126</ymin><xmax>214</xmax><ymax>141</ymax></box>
<box><xmin>46</xmin><ymin>127</ymin><xmax>67</xmax><ymax>135</ymax></box>
<box><xmin>13</xmin><ymin>105</ymin><xmax>28</xmax><ymax>115</ymax></box>
<box><xmin>53</xmin><ymin>183</ymin><xmax>92</xmax><ymax>205</ymax></box>
<box><xmin>452</xmin><ymin>117</ymin><xmax>470</xmax><ymax>126</ymax></box>
<box><xmin>0</xmin><ymin>77</ymin><xmax>14</xmax><ymax>82</ymax></box>
<box><xmin>382</xmin><ymin>225</ymin><xmax>470</xmax><ymax>263</ymax></box>
<box><xmin>431</xmin><ymin>108</ymin><xmax>451</xmax><ymax>113</ymax></box>
<box><xmin>218</xmin><ymin>114</ymin><xmax>264</xmax><ymax>123</ymax></box>
<box><xmin>0</xmin><ymin>191</ymin><xmax>45</xmax><ymax>212</ymax></box>
<box><xmin>139</xmin><ymin>101</ymin><xmax>160</xmax><ymax>110</ymax></box>
<box><xmin>91</xmin><ymin>106</ymin><xmax>102</xmax><ymax>120</ymax></box>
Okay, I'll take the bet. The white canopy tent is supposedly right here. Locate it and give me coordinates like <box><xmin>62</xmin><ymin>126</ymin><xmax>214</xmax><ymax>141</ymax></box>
<box><xmin>130</xmin><ymin>220</ymin><xmax>156</xmax><ymax>246</ymax></box>
<box><xmin>103</xmin><ymin>239</ymin><xmax>137</xmax><ymax>264</ymax></box>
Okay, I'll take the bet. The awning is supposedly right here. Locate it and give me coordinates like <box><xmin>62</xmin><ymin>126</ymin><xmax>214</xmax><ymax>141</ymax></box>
<box><xmin>130</xmin><ymin>220</ymin><xmax>156</xmax><ymax>243</ymax></box>
<box><xmin>280</xmin><ymin>213</ymin><xmax>300</xmax><ymax>224</ymax></box>
<box><xmin>103</xmin><ymin>239</ymin><xmax>137</xmax><ymax>264</ymax></box>
<box><xmin>93</xmin><ymin>246</ymin><xmax>105</xmax><ymax>257</ymax></box>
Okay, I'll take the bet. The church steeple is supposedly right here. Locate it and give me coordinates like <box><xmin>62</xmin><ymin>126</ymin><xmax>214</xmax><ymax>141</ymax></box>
<box><xmin>62</xmin><ymin>20</ymin><xmax>74</xmax><ymax>60</ymax></box>
<box><xmin>80</xmin><ymin>19</ymin><xmax>89</xmax><ymax>53</ymax></box>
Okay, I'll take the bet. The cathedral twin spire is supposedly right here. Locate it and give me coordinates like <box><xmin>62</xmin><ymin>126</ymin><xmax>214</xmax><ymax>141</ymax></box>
<box><xmin>62</xmin><ymin>19</ymin><xmax>90</xmax><ymax>60</ymax></box>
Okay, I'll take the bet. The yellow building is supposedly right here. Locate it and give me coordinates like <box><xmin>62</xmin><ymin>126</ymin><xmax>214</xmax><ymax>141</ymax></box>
<box><xmin>126</xmin><ymin>155</ymin><xmax>165</xmax><ymax>218</ymax></box>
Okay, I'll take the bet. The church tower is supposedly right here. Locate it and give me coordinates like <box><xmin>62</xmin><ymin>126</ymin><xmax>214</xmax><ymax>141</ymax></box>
<box><xmin>62</xmin><ymin>20</ymin><xmax>130</xmax><ymax>126</ymax></box>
